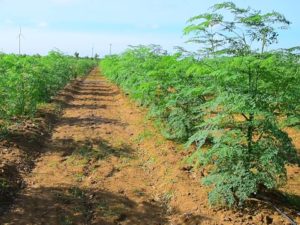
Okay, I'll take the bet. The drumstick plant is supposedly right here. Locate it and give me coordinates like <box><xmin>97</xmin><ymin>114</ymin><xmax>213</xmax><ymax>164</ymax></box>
<box><xmin>100</xmin><ymin>2</ymin><xmax>300</xmax><ymax>207</ymax></box>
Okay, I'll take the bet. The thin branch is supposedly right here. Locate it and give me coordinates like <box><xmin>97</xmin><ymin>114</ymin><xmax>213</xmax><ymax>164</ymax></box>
<box><xmin>242</xmin><ymin>113</ymin><xmax>249</xmax><ymax>121</ymax></box>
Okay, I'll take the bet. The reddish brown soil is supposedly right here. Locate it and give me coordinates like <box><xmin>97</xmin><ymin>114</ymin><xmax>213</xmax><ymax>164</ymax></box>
<box><xmin>0</xmin><ymin>69</ymin><xmax>299</xmax><ymax>225</ymax></box>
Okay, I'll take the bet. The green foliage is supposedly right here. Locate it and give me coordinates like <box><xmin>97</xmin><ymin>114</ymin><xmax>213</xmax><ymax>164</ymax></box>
<box><xmin>100</xmin><ymin>3</ymin><xmax>300</xmax><ymax>208</ymax></box>
<box><xmin>184</xmin><ymin>1</ymin><xmax>290</xmax><ymax>56</ymax></box>
<box><xmin>184</xmin><ymin>2</ymin><xmax>300</xmax><ymax>207</ymax></box>
<box><xmin>188</xmin><ymin>53</ymin><xmax>299</xmax><ymax>206</ymax></box>
<box><xmin>101</xmin><ymin>45</ymin><xmax>202</xmax><ymax>141</ymax></box>
<box><xmin>0</xmin><ymin>51</ymin><xmax>96</xmax><ymax>120</ymax></box>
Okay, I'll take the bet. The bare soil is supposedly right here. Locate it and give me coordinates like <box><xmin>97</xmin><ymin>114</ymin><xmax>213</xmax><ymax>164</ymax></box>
<box><xmin>0</xmin><ymin>68</ymin><xmax>299</xmax><ymax>225</ymax></box>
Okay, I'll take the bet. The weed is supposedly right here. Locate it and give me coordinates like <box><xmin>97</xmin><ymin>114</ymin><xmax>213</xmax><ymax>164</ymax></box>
<box><xmin>135</xmin><ymin>130</ymin><xmax>154</xmax><ymax>143</ymax></box>
<box><xmin>74</xmin><ymin>173</ymin><xmax>86</xmax><ymax>182</ymax></box>
<box><xmin>132</xmin><ymin>188</ymin><xmax>145</xmax><ymax>197</ymax></box>
<box><xmin>59</xmin><ymin>215</ymin><xmax>73</xmax><ymax>225</ymax></box>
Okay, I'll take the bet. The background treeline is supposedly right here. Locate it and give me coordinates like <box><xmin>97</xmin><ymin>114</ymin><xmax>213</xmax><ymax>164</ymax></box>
<box><xmin>101</xmin><ymin>2</ymin><xmax>300</xmax><ymax>207</ymax></box>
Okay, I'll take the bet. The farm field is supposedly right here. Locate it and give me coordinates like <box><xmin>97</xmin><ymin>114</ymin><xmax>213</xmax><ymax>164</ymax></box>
<box><xmin>0</xmin><ymin>1</ymin><xmax>300</xmax><ymax>225</ymax></box>
<box><xmin>0</xmin><ymin>68</ymin><xmax>298</xmax><ymax>225</ymax></box>
<box><xmin>0</xmin><ymin>52</ymin><xmax>96</xmax><ymax>119</ymax></box>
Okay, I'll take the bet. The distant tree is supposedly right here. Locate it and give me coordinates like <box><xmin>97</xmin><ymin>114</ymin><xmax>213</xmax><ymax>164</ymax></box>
<box><xmin>74</xmin><ymin>52</ymin><xmax>80</xmax><ymax>59</ymax></box>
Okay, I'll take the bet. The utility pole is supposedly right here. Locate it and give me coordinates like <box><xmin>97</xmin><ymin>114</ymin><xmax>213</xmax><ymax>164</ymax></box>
<box><xmin>109</xmin><ymin>43</ymin><xmax>112</xmax><ymax>55</ymax></box>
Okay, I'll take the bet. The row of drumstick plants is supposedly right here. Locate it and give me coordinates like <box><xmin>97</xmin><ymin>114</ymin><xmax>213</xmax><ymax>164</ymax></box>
<box><xmin>101</xmin><ymin>2</ymin><xmax>300</xmax><ymax>207</ymax></box>
<box><xmin>0</xmin><ymin>51</ymin><xmax>96</xmax><ymax>120</ymax></box>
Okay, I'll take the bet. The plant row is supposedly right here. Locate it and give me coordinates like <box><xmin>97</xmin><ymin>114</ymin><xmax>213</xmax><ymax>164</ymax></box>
<box><xmin>101</xmin><ymin>2</ymin><xmax>300</xmax><ymax>207</ymax></box>
<box><xmin>101</xmin><ymin>45</ymin><xmax>300</xmax><ymax>206</ymax></box>
<box><xmin>0</xmin><ymin>51</ymin><xmax>96</xmax><ymax>119</ymax></box>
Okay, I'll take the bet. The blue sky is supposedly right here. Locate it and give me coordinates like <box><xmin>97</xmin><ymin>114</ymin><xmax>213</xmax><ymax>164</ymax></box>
<box><xmin>0</xmin><ymin>0</ymin><xmax>299</xmax><ymax>56</ymax></box>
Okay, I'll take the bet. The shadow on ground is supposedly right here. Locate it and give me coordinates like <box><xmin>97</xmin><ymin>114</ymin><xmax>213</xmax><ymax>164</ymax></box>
<box><xmin>48</xmin><ymin>136</ymin><xmax>134</xmax><ymax>160</ymax></box>
<box><xmin>57</xmin><ymin>116</ymin><xmax>127</xmax><ymax>128</ymax></box>
<box><xmin>0</xmin><ymin>186</ymin><xmax>168</xmax><ymax>225</ymax></box>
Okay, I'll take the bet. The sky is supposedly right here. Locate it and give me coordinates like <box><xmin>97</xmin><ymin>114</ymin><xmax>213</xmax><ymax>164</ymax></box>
<box><xmin>0</xmin><ymin>0</ymin><xmax>299</xmax><ymax>57</ymax></box>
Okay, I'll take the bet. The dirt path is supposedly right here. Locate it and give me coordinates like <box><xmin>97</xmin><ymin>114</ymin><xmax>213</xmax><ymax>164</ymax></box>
<box><xmin>0</xmin><ymin>69</ymin><xmax>171</xmax><ymax>225</ymax></box>
<box><xmin>1</xmin><ymin>69</ymin><xmax>299</xmax><ymax>225</ymax></box>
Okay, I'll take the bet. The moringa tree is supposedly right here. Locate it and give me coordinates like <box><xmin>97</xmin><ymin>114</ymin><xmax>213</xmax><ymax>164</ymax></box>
<box><xmin>185</xmin><ymin>2</ymin><xmax>300</xmax><ymax>206</ymax></box>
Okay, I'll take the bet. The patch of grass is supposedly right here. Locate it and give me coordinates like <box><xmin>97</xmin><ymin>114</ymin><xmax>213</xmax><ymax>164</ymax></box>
<box><xmin>73</xmin><ymin>142</ymin><xmax>125</xmax><ymax>162</ymax></box>
<box><xmin>168</xmin><ymin>178</ymin><xmax>178</xmax><ymax>184</ymax></box>
<box><xmin>65</xmin><ymin>156</ymin><xmax>88</xmax><ymax>167</ymax></box>
<box><xmin>120</xmin><ymin>156</ymin><xmax>130</xmax><ymax>164</ymax></box>
<box><xmin>68</xmin><ymin>187</ymin><xmax>85</xmax><ymax>199</ymax></box>
<box><xmin>48</xmin><ymin>161</ymin><xmax>59</xmax><ymax>168</ymax></box>
<box><xmin>65</xmin><ymin>144</ymin><xmax>98</xmax><ymax>166</ymax></box>
<box><xmin>161</xmin><ymin>191</ymin><xmax>174</xmax><ymax>204</ymax></box>
<box><xmin>174</xmin><ymin>144</ymin><xmax>185</xmax><ymax>153</ymax></box>
<box><xmin>148</xmin><ymin>156</ymin><xmax>157</xmax><ymax>164</ymax></box>
<box><xmin>141</xmin><ymin>156</ymin><xmax>157</xmax><ymax>172</ymax></box>
<box><xmin>97</xmin><ymin>201</ymin><xmax>118</xmax><ymax>217</ymax></box>
<box><xmin>59</xmin><ymin>215</ymin><xmax>73</xmax><ymax>225</ymax></box>
<box><xmin>132</xmin><ymin>188</ymin><xmax>145</xmax><ymax>197</ymax></box>
<box><xmin>55</xmin><ymin>195</ymin><xmax>72</xmax><ymax>205</ymax></box>
<box><xmin>97</xmin><ymin>201</ymin><xmax>108</xmax><ymax>210</ymax></box>
<box><xmin>0</xmin><ymin>178</ymin><xmax>9</xmax><ymax>191</ymax></box>
<box><xmin>54</xmin><ymin>187</ymin><xmax>92</xmax><ymax>224</ymax></box>
<box><xmin>135</xmin><ymin>130</ymin><xmax>154</xmax><ymax>143</ymax></box>
<box><xmin>0</xmin><ymin>122</ymin><xmax>9</xmax><ymax>140</ymax></box>
<box><xmin>97</xmin><ymin>200</ymin><xmax>127</xmax><ymax>217</ymax></box>
<box><xmin>155</xmin><ymin>139</ymin><xmax>165</xmax><ymax>147</ymax></box>
<box><xmin>74</xmin><ymin>173</ymin><xmax>86</xmax><ymax>182</ymax></box>
<box><xmin>160</xmin><ymin>148</ymin><xmax>169</xmax><ymax>157</ymax></box>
